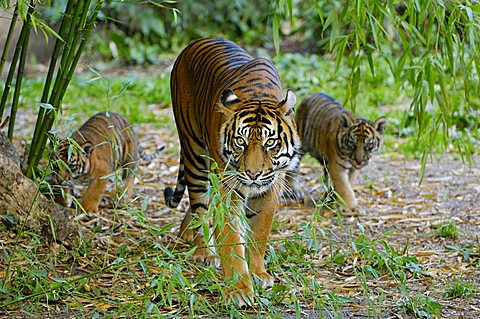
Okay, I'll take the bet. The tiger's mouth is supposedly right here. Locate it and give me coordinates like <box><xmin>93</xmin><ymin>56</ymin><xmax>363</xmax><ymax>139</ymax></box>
<box><xmin>352</xmin><ymin>160</ymin><xmax>368</xmax><ymax>169</ymax></box>
<box><xmin>235</xmin><ymin>174</ymin><xmax>277</xmax><ymax>196</ymax></box>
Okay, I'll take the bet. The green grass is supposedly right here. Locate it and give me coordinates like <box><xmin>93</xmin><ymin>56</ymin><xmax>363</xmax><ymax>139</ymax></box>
<box><xmin>444</xmin><ymin>278</ymin><xmax>476</xmax><ymax>299</ymax></box>
<box><xmin>435</xmin><ymin>222</ymin><xmax>459</xmax><ymax>240</ymax></box>
<box><xmin>15</xmin><ymin>69</ymin><xmax>172</xmax><ymax>128</ymax></box>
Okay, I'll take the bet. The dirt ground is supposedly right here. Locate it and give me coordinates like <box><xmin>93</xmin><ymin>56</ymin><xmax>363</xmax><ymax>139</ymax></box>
<box><xmin>2</xmin><ymin>106</ymin><xmax>479</xmax><ymax>318</ymax></box>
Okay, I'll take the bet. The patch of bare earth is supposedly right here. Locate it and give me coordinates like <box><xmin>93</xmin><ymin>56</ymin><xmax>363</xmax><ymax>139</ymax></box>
<box><xmin>1</xmin><ymin>107</ymin><xmax>479</xmax><ymax>318</ymax></box>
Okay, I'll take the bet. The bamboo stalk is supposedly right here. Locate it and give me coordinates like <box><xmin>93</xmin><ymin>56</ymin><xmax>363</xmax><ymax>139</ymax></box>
<box><xmin>47</xmin><ymin>0</ymin><xmax>84</xmax><ymax>106</ymax></box>
<box><xmin>27</xmin><ymin>0</ymin><xmax>105</xmax><ymax>176</ymax></box>
<box><xmin>53</xmin><ymin>0</ymin><xmax>92</xmax><ymax>105</ymax></box>
<box><xmin>8</xmin><ymin>10</ymin><xmax>32</xmax><ymax>140</ymax></box>
<box><xmin>27</xmin><ymin>0</ymin><xmax>77</xmax><ymax>175</ymax></box>
<box><xmin>26</xmin><ymin>0</ymin><xmax>82</xmax><ymax>177</ymax></box>
<box><xmin>28</xmin><ymin>0</ymin><xmax>84</xmax><ymax>171</ymax></box>
<box><xmin>0</xmin><ymin>6</ymin><xmax>18</xmax><ymax>77</ymax></box>
<box><xmin>34</xmin><ymin>0</ymin><xmax>92</xmax><ymax>161</ymax></box>
<box><xmin>0</xmin><ymin>2</ymin><xmax>35</xmax><ymax>120</ymax></box>
<box><xmin>38</xmin><ymin>0</ymin><xmax>103</xmax><ymax>148</ymax></box>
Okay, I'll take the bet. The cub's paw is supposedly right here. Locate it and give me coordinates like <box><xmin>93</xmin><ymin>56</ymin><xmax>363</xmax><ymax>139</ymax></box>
<box><xmin>81</xmin><ymin>202</ymin><xmax>99</xmax><ymax>213</ymax></box>
<box><xmin>253</xmin><ymin>272</ymin><xmax>274</xmax><ymax>288</ymax></box>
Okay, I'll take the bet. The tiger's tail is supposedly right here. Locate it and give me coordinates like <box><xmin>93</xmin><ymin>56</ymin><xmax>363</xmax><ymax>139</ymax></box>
<box><xmin>164</xmin><ymin>159</ymin><xmax>186</xmax><ymax>208</ymax></box>
<box><xmin>139</xmin><ymin>145</ymin><xmax>165</xmax><ymax>164</ymax></box>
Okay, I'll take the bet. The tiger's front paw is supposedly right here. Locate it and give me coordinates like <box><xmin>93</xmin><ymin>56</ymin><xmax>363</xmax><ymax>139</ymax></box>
<box><xmin>253</xmin><ymin>272</ymin><xmax>274</xmax><ymax>288</ymax></box>
<box><xmin>178</xmin><ymin>226</ymin><xmax>195</xmax><ymax>242</ymax></box>
<box><xmin>228</xmin><ymin>275</ymin><xmax>254</xmax><ymax>308</ymax></box>
<box><xmin>192</xmin><ymin>247</ymin><xmax>220</xmax><ymax>268</ymax></box>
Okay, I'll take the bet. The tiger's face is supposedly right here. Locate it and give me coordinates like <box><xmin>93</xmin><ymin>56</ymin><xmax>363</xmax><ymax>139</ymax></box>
<box><xmin>218</xmin><ymin>89</ymin><xmax>300</xmax><ymax>197</ymax></box>
<box><xmin>339</xmin><ymin>114</ymin><xmax>387</xmax><ymax>169</ymax></box>
<box><xmin>52</xmin><ymin>140</ymin><xmax>94</xmax><ymax>184</ymax></box>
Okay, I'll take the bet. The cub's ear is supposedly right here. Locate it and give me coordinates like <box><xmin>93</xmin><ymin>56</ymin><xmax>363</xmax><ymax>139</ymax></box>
<box><xmin>340</xmin><ymin>111</ymin><xmax>354</xmax><ymax>128</ymax></box>
<box><xmin>220</xmin><ymin>88</ymin><xmax>241</xmax><ymax>107</ymax></box>
<box><xmin>82</xmin><ymin>142</ymin><xmax>94</xmax><ymax>156</ymax></box>
<box><xmin>374</xmin><ymin>117</ymin><xmax>387</xmax><ymax>135</ymax></box>
<box><xmin>279</xmin><ymin>90</ymin><xmax>296</xmax><ymax>116</ymax></box>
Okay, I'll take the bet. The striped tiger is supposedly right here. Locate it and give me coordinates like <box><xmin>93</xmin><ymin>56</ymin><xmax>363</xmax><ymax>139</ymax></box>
<box><xmin>51</xmin><ymin>111</ymin><xmax>163</xmax><ymax>212</ymax></box>
<box><xmin>164</xmin><ymin>38</ymin><xmax>300</xmax><ymax>306</ymax></box>
<box><xmin>287</xmin><ymin>93</ymin><xmax>387</xmax><ymax>209</ymax></box>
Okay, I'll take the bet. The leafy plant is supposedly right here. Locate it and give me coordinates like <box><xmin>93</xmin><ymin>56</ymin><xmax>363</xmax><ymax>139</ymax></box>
<box><xmin>444</xmin><ymin>278</ymin><xmax>475</xmax><ymax>299</ymax></box>
<box><xmin>435</xmin><ymin>222</ymin><xmax>459</xmax><ymax>240</ymax></box>
<box><xmin>271</xmin><ymin>0</ymin><xmax>480</xmax><ymax>177</ymax></box>
<box><xmin>398</xmin><ymin>293</ymin><xmax>443</xmax><ymax>318</ymax></box>
<box><xmin>444</xmin><ymin>243</ymin><xmax>480</xmax><ymax>267</ymax></box>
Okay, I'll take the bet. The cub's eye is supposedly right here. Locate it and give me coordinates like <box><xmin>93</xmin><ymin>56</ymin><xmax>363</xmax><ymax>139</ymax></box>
<box><xmin>265</xmin><ymin>139</ymin><xmax>277</xmax><ymax>148</ymax></box>
<box><xmin>365</xmin><ymin>141</ymin><xmax>375</xmax><ymax>151</ymax></box>
<box><xmin>234</xmin><ymin>137</ymin><xmax>246</xmax><ymax>147</ymax></box>
<box><xmin>347</xmin><ymin>138</ymin><xmax>356</xmax><ymax>148</ymax></box>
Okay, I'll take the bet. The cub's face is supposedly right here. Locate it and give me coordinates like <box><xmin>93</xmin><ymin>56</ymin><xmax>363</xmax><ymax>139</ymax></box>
<box><xmin>218</xmin><ymin>89</ymin><xmax>301</xmax><ymax>198</ymax></box>
<box><xmin>52</xmin><ymin>140</ymin><xmax>93</xmax><ymax>184</ymax></box>
<box><xmin>340</xmin><ymin>114</ymin><xmax>387</xmax><ymax>169</ymax></box>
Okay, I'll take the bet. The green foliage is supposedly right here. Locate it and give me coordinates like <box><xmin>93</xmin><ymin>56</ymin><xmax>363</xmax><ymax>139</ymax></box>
<box><xmin>435</xmin><ymin>222</ymin><xmax>459</xmax><ymax>240</ymax></box>
<box><xmin>397</xmin><ymin>293</ymin><xmax>443</xmax><ymax>318</ymax></box>
<box><xmin>444</xmin><ymin>277</ymin><xmax>476</xmax><ymax>299</ymax></box>
<box><xmin>444</xmin><ymin>243</ymin><xmax>480</xmax><ymax>267</ymax></box>
<box><xmin>12</xmin><ymin>70</ymin><xmax>172</xmax><ymax>129</ymax></box>
<box><xmin>93</xmin><ymin>0</ymin><xmax>274</xmax><ymax>63</ymax></box>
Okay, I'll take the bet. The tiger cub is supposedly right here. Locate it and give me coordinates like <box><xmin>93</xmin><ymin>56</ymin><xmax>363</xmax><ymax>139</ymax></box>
<box><xmin>51</xmin><ymin>111</ymin><xmax>163</xmax><ymax>213</ymax></box>
<box><xmin>287</xmin><ymin>93</ymin><xmax>387</xmax><ymax>210</ymax></box>
<box><xmin>165</xmin><ymin>38</ymin><xmax>300</xmax><ymax>306</ymax></box>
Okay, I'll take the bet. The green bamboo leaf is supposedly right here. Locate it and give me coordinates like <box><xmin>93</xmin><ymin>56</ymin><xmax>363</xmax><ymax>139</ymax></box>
<box><xmin>287</xmin><ymin>0</ymin><xmax>293</xmax><ymax>20</ymax></box>
<box><xmin>17</xmin><ymin>0</ymin><xmax>27</xmax><ymax>20</ymax></box>
<box><xmin>36</xmin><ymin>18</ymin><xmax>64</xmax><ymax>42</ymax></box>
<box><xmin>314</xmin><ymin>0</ymin><xmax>324</xmax><ymax>25</ymax></box>
<box><xmin>39</xmin><ymin>103</ymin><xmax>54</xmax><ymax>110</ymax></box>
<box><xmin>366</xmin><ymin>46</ymin><xmax>375</xmax><ymax>78</ymax></box>
<box><xmin>464</xmin><ymin>5</ymin><xmax>473</xmax><ymax>22</ymax></box>
<box><xmin>272</xmin><ymin>14</ymin><xmax>280</xmax><ymax>54</ymax></box>
<box><xmin>334</xmin><ymin>36</ymin><xmax>348</xmax><ymax>73</ymax></box>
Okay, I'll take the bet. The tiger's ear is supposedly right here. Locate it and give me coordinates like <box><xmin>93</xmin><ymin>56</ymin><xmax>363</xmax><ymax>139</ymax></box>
<box><xmin>341</xmin><ymin>111</ymin><xmax>354</xmax><ymax>128</ymax></box>
<box><xmin>82</xmin><ymin>142</ymin><xmax>94</xmax><ymax>156</ymax></box>
<box><xmin>217</xmin><ymin>88</ymin><xmax>240</xmax><ymax>117</ymax></box>
<box><xmin>374</xmin><ymin>117</ymin><xmax>387</xmax><ymax>135</ymax></box>
<box><xmin>279</xmin><ymin>90</ymin><xmax>296</xmax><ymax>116</ymax></box>
<box><xmin>221</xmin><ymin>88</ymin><xmax>241</xmax><ymax>107</ymax></box>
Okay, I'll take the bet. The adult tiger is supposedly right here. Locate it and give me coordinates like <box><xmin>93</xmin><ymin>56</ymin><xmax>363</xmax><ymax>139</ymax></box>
<box><xmin>51</xmin><ymin>111</ymin><xmax>163</xmax><ymax>212</ymax></box>
<box><xmin>286</xmin><ymin>93</ymin><xmax>387</xmax><ymax>209</ymax></box>
<box><xmin>164</xmin><ymin>38</ymin><xmax>300</xmax><ymax>306</ymax></box>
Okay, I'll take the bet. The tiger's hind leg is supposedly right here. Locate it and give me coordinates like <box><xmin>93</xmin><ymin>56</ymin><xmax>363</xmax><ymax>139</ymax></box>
<box><xmin>117</xmin><ymin>163</ymin><xmax>137</xmax><ymax>201</ymax></box>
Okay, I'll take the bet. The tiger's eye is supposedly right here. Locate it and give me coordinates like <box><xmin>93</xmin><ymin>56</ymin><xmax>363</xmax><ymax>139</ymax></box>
<box><xmin>265</xmin><ymin>139</ymin><xmax>277</xmax><ymax>147</ymax></box>
<box><xmin>234</xmin><ymin>137</ymin><xmax>246</xmax><ymax>147</ymax></box>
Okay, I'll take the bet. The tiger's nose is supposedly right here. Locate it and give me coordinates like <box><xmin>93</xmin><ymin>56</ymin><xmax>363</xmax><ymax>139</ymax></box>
<box><xmin>246</xmin><ymin>170</ymin><xmax>261</xmax><ymax>180</ymax></box>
